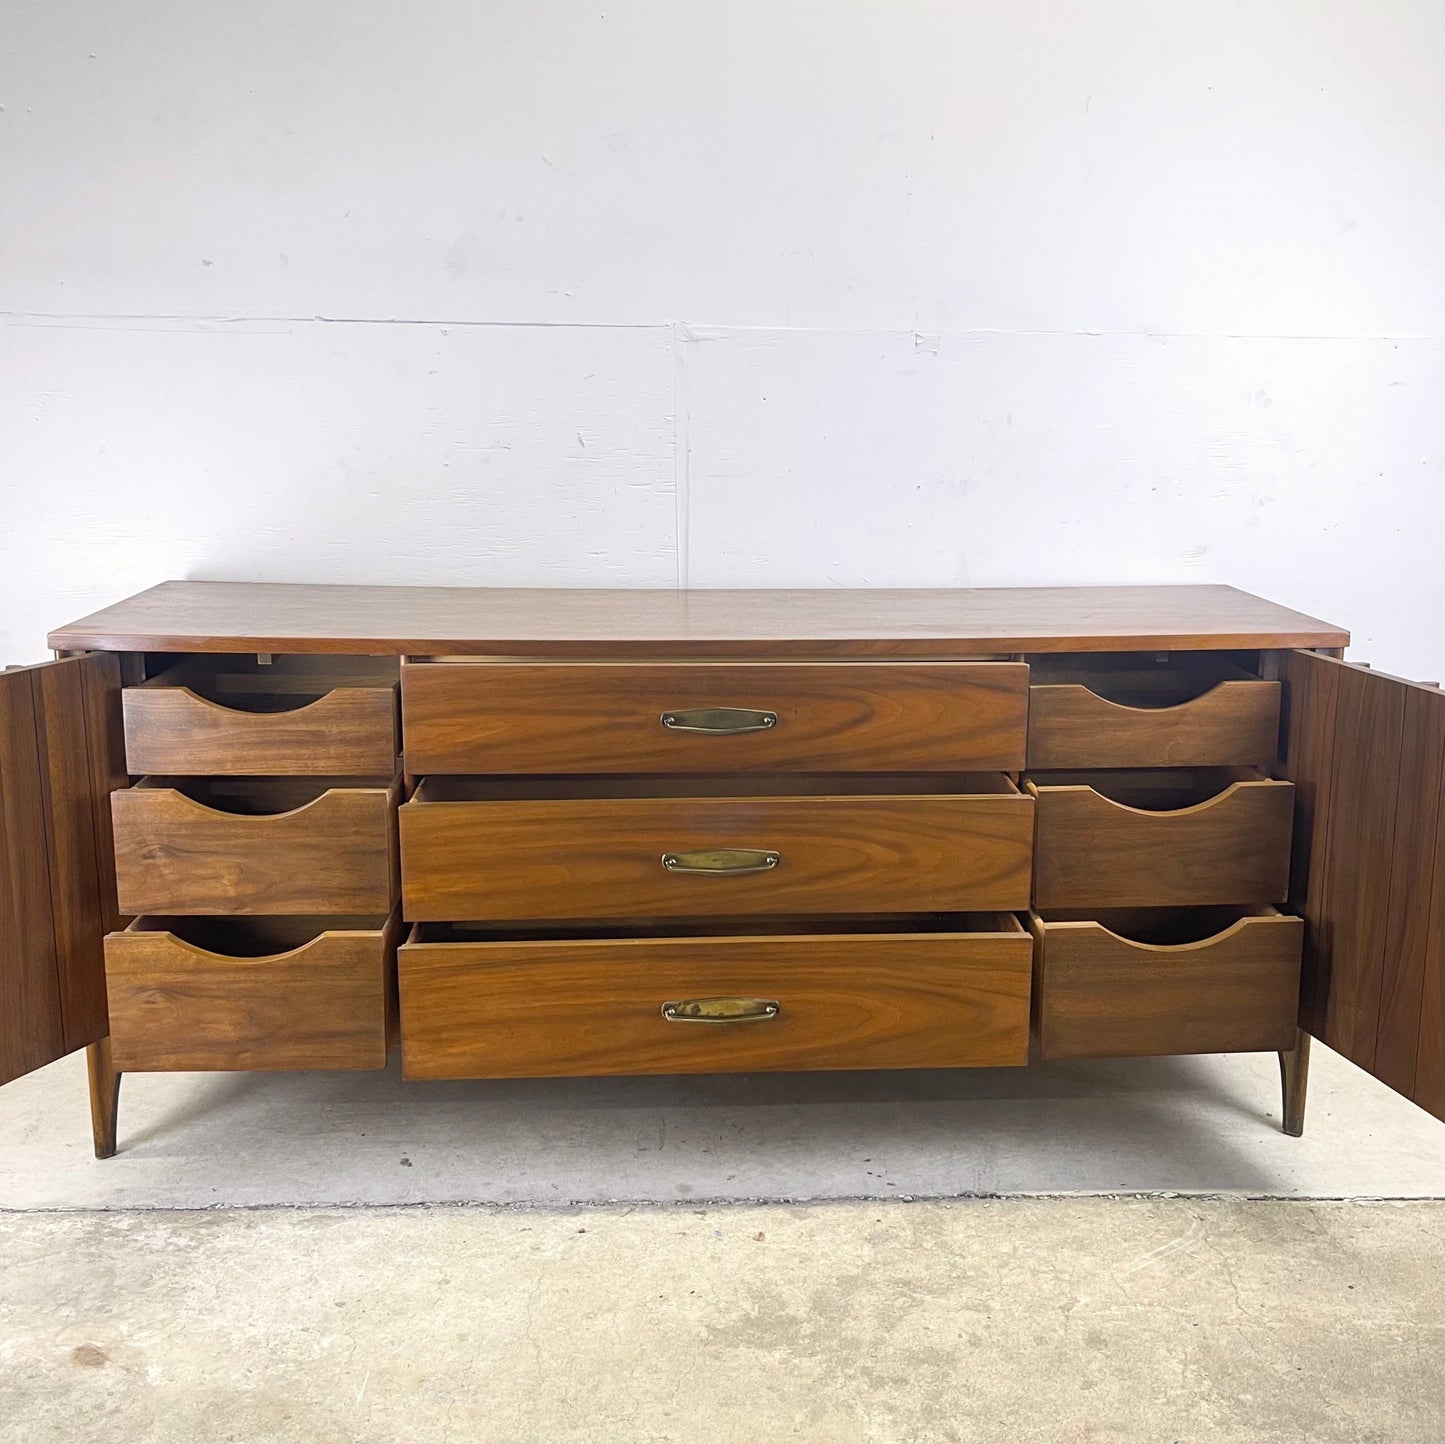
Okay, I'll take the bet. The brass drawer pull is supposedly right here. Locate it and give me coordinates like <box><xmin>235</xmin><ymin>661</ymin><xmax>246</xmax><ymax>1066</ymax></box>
<box><xmin>661</xmin><ymin>997</ymin><xmax>781</xmax><ymax>1024</ymax></box>
<box><xmin>660</xmin><ymin>707</ymin><xmax>778</xmax><ymax>734</ymax></box>
<box><xmin>661</xmin><ymin>848</ymin><xmax>781</xmax><ymax>876</ymax></box>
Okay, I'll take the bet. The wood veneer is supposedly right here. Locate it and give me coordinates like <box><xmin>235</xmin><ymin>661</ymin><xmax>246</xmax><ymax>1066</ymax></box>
<box><xmin>105</xmin><ymin>914</ymin><xmax>399</xmax><ymax>1071</ymax></box>
<box><xmin>398</xmin><ymin>918</ymin><xmax>1033</xmax><ymax>1079</ymax></box>
<box><xmin>1030</xmin><ymin>907</ymin><xmax>1303</xmax><ymax>1059</ymax></box>
<box><xmin>1027</xmin><ymin>769</ymin><xmax>1295</xmax><ymax>909</ymax></box>
<box><xmin>51</xmin><ymin>581</ymin><xmax>1350</xmax><ymax>658</ymax></box>
<box><xmin>123</xmin><ymin>656</ymin><xmax>398</xmax><ymax>776</ymax></box>
<box><xmin>111</xmin><ymin>776</ymin><xmax>398</xmax><ymax>916</ymax></box>
<box><xmin>399</xmin><ymin>774</ymin><xmax>1035</xmax><ymax>921</ymax></box>
<box><xmin>401</xmin><ymin>659</ymin><xmax>1028</xmax><ymax>773</ymax></box>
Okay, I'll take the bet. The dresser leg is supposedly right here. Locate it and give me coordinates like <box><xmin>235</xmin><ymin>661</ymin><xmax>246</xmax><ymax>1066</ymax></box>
<box><xmin>86</xmin><ymin>1038</ymin><xmax>122</xmax><ymax>1159</ymax></box>
<box><xmin>1278</xmin><ymin>1029</ymin><xmax>1310</xmax><ymax>1137</ymax></box>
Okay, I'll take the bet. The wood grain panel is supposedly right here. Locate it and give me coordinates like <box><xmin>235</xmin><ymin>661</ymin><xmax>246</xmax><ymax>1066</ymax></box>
<box><xmin>1279</xmin><ymin>650</ymin><xmax>1445</xmax><ymax>1122</ymax></box>
<box><xmin>400</xmin><ymin>779</ymin><xmax>1035</xmax><ymax>921</ymax></box>
<box><xmin>35</xmin><ymin>654</ymin><xmax>126</xmax><ymax>1052</ymax></box>
<box><xmin>0</xmin><ymin>669</ymin><xmax>63</xmax><ymax>1085</ymax></box>
<box><xmin>1027</xmin><ymin>770</ymin><xmax>1295</xmax><ymax>909</ymax></box>
<box><xmin>51</xmin><ymin>581</ymin><xmax>1350</xmax><ymax>658</ymax></box>
<box><xmin>106</xmin><ymin>914</ymin><xmax>398</xmax><ymax>1071</ymax></box>
<box><xmin>398</xmin><ymin>923</ymin><xmax>1033</xmax><ymax>1079</ymax></box>
<box><xmin>1375</xmin><ymin>684</ymin><xmax>1445</xmax><ymax>1097</ymax></box>
<box><xmin>1</xmin><ymin>655</ymin><xmax>122</xmax><ymax>1084</ymax></box>
<box><xmin>1415</xmin><ymin>782</ymin><xmax>1445</xmax><ymax>1119</ymax></box>
<box><xmin>1030</xmin><ymin>909</ymin><xmax>1302</xmax><ymax>1059</ymax></box>
<box><xmin>123</xmin><ymin>672</ymin><xmax>398</xmax><ymax>776</ymax></box>
<box><xmin>112</xmin><ymin>777</ymin><xmax>398</xmax><ymax>915</ymax></box>
<box><xmin>1027</xmin><ymin>679</ymin><xmax>1280</xmax><ymax>770</ymax></box>
<box><xmin>1278</xmin><ymin>649</ymin><xmax>1341</xmax><ymax>1036</ymax></box>
<box><xmin>1311</xmin><ymin>664</ymin><xmax>1407</xmax><ymax>1071</ymax></box>
<box><xmin>402</xmin><ymin>660</ymin><xmax>1028</xmax><ymax>773</ymax></box>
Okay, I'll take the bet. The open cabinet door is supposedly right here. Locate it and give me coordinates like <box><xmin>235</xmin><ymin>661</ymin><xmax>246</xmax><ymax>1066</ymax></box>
<box><xmin>1</xmin><ymin>653</ymin><xmax>126</xmax><ymax>1086</ymax></box>
<box><xmin>1279</xmin><ymin>650</ymin><xmax>1444</xmax><ymax>1121</ymax></box>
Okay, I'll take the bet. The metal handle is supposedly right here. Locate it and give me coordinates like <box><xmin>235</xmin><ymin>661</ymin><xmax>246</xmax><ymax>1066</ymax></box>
<box><xmin>661</xmin><ymin>848</ymin><xmax>781</xmax><ymax>876</ymax></box>
<box><xmin>660</xmin><ymin>707</ymin><xmax>778</xmax><ymax>734</ymax></box>
<box><xmin>661</xmin><ymin>997</ymin><xmax>781</xmax><ymax>1024</ymax></box>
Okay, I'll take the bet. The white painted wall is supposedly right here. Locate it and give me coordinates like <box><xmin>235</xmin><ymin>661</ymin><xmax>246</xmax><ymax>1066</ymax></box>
<box><xmin>3</xmin><ymin>0</ymin><xmax>1442</xmax><ymax>671</ymax></box>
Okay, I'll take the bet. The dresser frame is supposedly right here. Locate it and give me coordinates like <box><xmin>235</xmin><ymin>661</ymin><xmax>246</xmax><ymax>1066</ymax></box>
<box><xmin>2</xmin><ymin>582</ymin><xmax>1439</xmax><ymax>1158</ymax></box>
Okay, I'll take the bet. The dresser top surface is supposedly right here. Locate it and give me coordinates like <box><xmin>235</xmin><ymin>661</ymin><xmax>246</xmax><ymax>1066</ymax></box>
<box><xmin>49</xmin><ymin>582</ymin><xmax>1349</xmax><ymax>657</ymax></box>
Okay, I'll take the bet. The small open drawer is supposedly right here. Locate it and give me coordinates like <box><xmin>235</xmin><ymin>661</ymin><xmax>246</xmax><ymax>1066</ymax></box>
<box><xmin>123</xmin><ymin>655</ymin><xmax>399</xmax><ymax>776</ymax></box>
<box><xmin>1026</xmin><ymin>652</ymin><xmax>1280</xmax><ymax>770</ymax></box>
<box><xmin>1026</xmin><ymin>768</ymin><xmax>1294</xmax><ymax>908</ymax></box>
<box><xmin>399</xmin><ymin>772</ymin><xmax>1036</xmax><ymax>921</ymax></box>
<box><xmin>105</xmin><ymin>913</ymin><xmax>399</xmax><ymax>1071</ymax></box>
<box><xmin>397</xmin><ymin>913</ymin><xmax>1033</xmax><ymax>1079</ymax></box>
<box><xmin>111</xmin><ymin>775</ymin><xmax>399</xmax><ymax>915</ymax></box>
<box><xmin>1029</xmin><ymin>906</ymin><xmax>1303</xmax><ymax>1058</ymax></box>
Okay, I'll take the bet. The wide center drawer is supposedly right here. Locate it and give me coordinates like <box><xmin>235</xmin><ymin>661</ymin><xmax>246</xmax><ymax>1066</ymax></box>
<box><xmin>399</xmin><ymin>774</ymin><xmax>1035</xmax><ymax>921</ymax></box>
<box><xmin>397</xmin><ymin>916</ymin><xmax>1033</xmax><ymax>1078</ymax></box>
<box><xmin>400</xmin><ymin>660</ymin><xmax>1028</xmax><ymax>773</ymax></box>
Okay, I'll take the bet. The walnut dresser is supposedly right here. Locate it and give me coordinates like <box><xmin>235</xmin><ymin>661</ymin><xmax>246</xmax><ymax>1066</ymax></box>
<box><xmin>2</xmin><ymin>582</ymin><xmax>1441</xmax><ymax>1158</ymax></box>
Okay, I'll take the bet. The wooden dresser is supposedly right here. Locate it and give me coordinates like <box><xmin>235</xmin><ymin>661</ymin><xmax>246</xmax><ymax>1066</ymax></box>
<box><xmin>2</xmin><ymin>582</ymin><xmax>1441</xmax><ymax>1157</ymax></box>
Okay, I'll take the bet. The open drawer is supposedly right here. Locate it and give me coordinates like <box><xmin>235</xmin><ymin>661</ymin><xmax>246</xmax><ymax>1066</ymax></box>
<box><xmin>398</xmin><ymin>914</ymin><xmax>1033</xmax><ymax>1078</ymax></box>
<box><xmin>1026</xmin><ymin>768</ymin><xmax>1294</xmax><ymax>908</ymax></box>
<box><xmin>105</xmin><ymin>913</ymin><xmax>399</xmax><ymax>1071</ymax></box>
<box><xmin>399</xmin><ymin>772</ymin><xmax>1035</xmax><ymax>921</ymax></box>
<box><xmin>111</xmin><ymin>775</ymin><xmax>399</xmax><ymax>915</ymax></box>
<box><xmin>1029</xmin><ymin>906</ymin><xmax>1303</xmax><ymax>1058</ymax></box>
<box><xmin>123</xmin><ymin>655</ymin><xmax>399</xmax><ymax>776</ymax></box>
<box><xmin>1026</xmin><ymin>653</ymin><xmax>1281</xmax><ymax>769</ymax></box>
<box><xmin>401</xmin><ymin>658</ymin><xmax>1029</xmax><ymax>773</ymax></box>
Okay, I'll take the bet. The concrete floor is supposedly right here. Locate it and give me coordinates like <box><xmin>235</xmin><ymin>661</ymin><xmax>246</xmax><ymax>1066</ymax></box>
<box><xmin>3</xmin><ymin>1044</ymin><xmax>1444</xmax><ymax>1208</ymax></box>
<box><xmin>3</xmin><ymin>1052</ymin><xmax>1442</xmax><ymax>1441</ymax></box>
<box><xmin>2</xmin><ymin>1198</ymin><xmax>1441</xmax><ymax>1444</ymax></box>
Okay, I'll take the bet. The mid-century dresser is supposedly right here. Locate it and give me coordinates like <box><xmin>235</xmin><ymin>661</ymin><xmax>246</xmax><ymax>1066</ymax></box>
<box><xmin>1</xmin><ymin>582</ymin><xmax>1440</xmax><ymax>1157</ymax></box>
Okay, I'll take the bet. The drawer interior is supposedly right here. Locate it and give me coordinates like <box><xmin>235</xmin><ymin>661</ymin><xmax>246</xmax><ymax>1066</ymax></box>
<box><xmin>1027</xmin><ymin>766</ymin><xmax>1266</xmax><ymax>810</ymax></box>
<box><xmin>132</xmin><ymin>774</ymin><xmax>395</xmax><ymax>814</ymax></box>
<box><xmin>1035</xmin><ymin>905</ymin><xmax>1288</xmax><ymax>946</ymax></box>
<box><xmin>409</xmin><ymin>912</ymin><xmax>1028</xmax><ymax>944</ymax></box>
<box><xmin>410</xmin><ymin>771</ymin><xmax>1022</xmax><ymax>802</ymax></box>
<box><xmin>1027</xmin><ymin>651</ymin><xmax>1263</xmax><ymax>705</ymax></box>
<box><xmin>139</xmin><ymin>654</ymin><xmax>398</xmax><ymax>711</ymax></box>
<box><xmin>126</xmin><ymin>914</ymin><xmax>393</xmax><ymax>957</ymax></box>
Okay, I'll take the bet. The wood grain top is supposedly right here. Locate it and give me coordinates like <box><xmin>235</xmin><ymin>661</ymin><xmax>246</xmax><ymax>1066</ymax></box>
<box><xmin>49</xmin><ymin>581</ymin><xmax>1349</xmax><ymax>657</ymax></box>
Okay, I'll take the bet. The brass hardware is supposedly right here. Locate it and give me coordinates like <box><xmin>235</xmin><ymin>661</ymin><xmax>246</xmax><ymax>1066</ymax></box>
<box><xmin>659</xmin><ymin>707</ymin><xmax>778</xmax><ymax>734</ymax></box>
<box><xmin>660</xmin><ymin>848</ymin><xmax>781</xmax><ymax>876</ymax></box>
<box><xmin>661</xmin><ymin>997</ymin><xmax>781</xmax><ymax>1024</ymax></box>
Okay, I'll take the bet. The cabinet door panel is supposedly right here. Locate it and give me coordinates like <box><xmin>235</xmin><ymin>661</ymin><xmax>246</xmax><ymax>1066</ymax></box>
<box><xmin>0</xmin><ymin>654</ymin><xmax>124</xmax><ymax>1085</ymax></box>
<box><xmin>1281</xmin><ymin>651</ymin><xmax>1444</xmax><ymax>1120</ymax></box>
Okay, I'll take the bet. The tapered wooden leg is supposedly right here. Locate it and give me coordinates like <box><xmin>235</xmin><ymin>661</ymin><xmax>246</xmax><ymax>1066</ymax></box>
<box><xmin>86</xmin><ymin>1038</ymin><xmax>122</xmax><ymax>1159</ymax></box>
<box><xmin>1278</xmin><ymin>1029</ymin><xmax>1311</xmax><ymax>1137</ymax></box>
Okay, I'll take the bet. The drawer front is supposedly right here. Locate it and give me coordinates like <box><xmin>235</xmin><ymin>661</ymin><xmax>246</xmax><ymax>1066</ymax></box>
<box><xmin>123</xmin><ymin>684</ymin><xmax>398</xmax><ymax>776</ymax></box>
<box><xmin>399</xmin><ymin>927</ymin><xmax>1033</xmax><ymax>1078</ymax></box>
<box><xmin>401</xmin><ymin>661</ymin><xmax>1028</xmax><ymax>773</ymax></box>
<box><xmin>1028</xmin><ymin>679</ymin><xmax>1281</xmax><ymax>769</ymax></box>
<box><xmin>1031</xmin><ymin>911</ymin><xmax>1303</xmax><ymax>1058</ymax></box>
<box><xmin>112</xmin><ymin>780</ymin><xmax>398</xmax><ymax>915</ymax></box>
<box><xmin>1029</xmin><ymin>775</ymin><xmax>1294</xmax><ymax>909</ymax></box>
<box><xmin>106</xmin><ymin>915</ymin><xmax>398</xmax><ymax>1071</ymax></box>
<box><xmin>400</xmin><ymin>791</ymin><xmax>1035</xmax><ymax>921</ymax></box>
